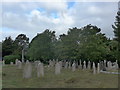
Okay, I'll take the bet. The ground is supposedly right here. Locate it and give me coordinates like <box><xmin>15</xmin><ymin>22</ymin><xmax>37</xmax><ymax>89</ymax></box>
<box><xmin>2</xmin><ymin>64</ymin><xmax>119</xmax><ymax>88</ymax></box>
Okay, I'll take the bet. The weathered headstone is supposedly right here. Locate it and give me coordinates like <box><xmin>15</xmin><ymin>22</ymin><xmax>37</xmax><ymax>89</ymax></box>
<box><xmin>97</xmin><ymin>63</ymin><xmax>100</xmax><ymax>74</ymax></box>
<box><xmin>72</xmin><ymin>63</ymin><xmax>76</xmax><ymax>72</ymax></box>
<box><xmin>115</xmin><ymin>60</ymin><xmax>119</xmax><ymax>69</ymax></box>
<box><xmin>55</xmin><ymin>62</ymin><xmax>61</xmax><ymax>74</ymax></box>
<box><xmin>79</xmin><ymin>60</ymin><xmax>82</xmax><ymax>69</ymax></box>
<box><xmin>15</xmin><ymin>59</ymin><xmax>19</xmax><ymax>66</ymax></box>
<box><xmin>23</xmin><ymin>62</ymin><xmax>32</xmax><ymax>78</ymax></box>
<box><xmin>65</xmin><ymin>62</ymin><xmax>68</xmax><ymax>69</ymax></box>
<box><xmin>83</xmin><ymin>61</ymin><xmax>86</xmax><ymax>70</ymax></box>
<box><xmin>37</xmin><ymin>63</ymin><xmax>44</xmax><ymax>77</ymax></box>
<box><xmin>59</xmin><ymin>61</ymin><xmax>63</xmax><ymax>69</ymax></box>
<box><xmin>10</xmin><ymin>62</ymin><xmax>13</xmax><ymax>65</ymax></box>
<box><xmin>87</xmin><ymin>61</ymin><xmax>91</xmax><ymax>69</ymax></box>
<box><xmin>18</xmin><ymin>61</ymin><xmax>22</xmax><ymax>69</ymax></box>
<box><xmin>93</xmin><ymin>62</ymin><xmax>96</xmax><ymax>74</ymax></box>
<box><xmin>68</xmin><ymin>62</ymin><xmax>71</xmax><ymax>69</ymax></box>
<box><xmin>49</xmin><ymin>60</ymin><xmax>53</xmax><ymax>67</ymax></box>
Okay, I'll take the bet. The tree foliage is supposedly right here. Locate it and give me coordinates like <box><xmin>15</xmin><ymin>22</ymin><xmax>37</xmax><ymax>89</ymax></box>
<box><xmin>27</xmin><ymin>29</ymin><xmax>56</xmax><ymax>62</ymax></box>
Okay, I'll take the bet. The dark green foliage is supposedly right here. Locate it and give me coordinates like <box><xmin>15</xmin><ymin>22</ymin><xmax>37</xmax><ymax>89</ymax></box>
<box><xmin>2</xmin><ymin>37</ymin><xmax>14</xmax><ymax>57</ymax></box>
<box><xmin>112</xmin><ymin>11</ymin><xmax>120</xmax><ymax>65</ymax></box>
<box><xmin>27</xmin><ymin>29</ymin><xmax>56</xmax><ymax>63</ymax></box>
<box><xmin>55</xmin><ymin>25</ymin><xmax>109</xmax><ymax>62</ymax></box>
<box><xmin>3</xmin><ymin>55</ymin><xmax>20</xmax><ymax>64</ymax></box>
<box><xmin>13</xmin><ymin>34</ymin><xmax>29</xmax><ymax>56</ymax></box>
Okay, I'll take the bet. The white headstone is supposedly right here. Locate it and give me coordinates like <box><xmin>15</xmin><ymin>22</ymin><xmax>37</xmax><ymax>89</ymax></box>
<box><xmin>18</xmin><ymin>61</ymin><xmax>22</xmax><ymax>69</ymax></box>
<box><xmin>97</xmin><ymin>63</ymin><xmax>100</xmax><ymax>74</ymax></box>
<box><xmin>87</xmin><ymin>61</ymin><xmax>91</xmax><ymax>69</ymax></box>
<box><xmin>55</xmin><ymin>62</ymin><xmax>61</xmax><ymax>74</ymax></box>
<box><xmin>65</xmin><ymin>62</ymin><xmax>68</xmax><ymax>69</ymax></box>
<box><xmin>10</xmin><ymin>62</ymin><xmax>13</xmax><ymax>65</ymax></box>
<box><xmin>72</xmin><ymin>63</ymin><xmax>76</xmax><ymax>72</ymax></box>
<box><xmin>15</xmin><ymin>59</ymin><xmax>19</xmax><ymax>66</ymax></box>
<box><xmin>68</xmin><ymin>62</ymin><xmax>71</xmax><ymax>69</ymax></box>
<box><xmin>23</xmin><ymin>62</ymin><xmax>32</xmax><ymax>78</ymax></box>
<box><xmin>37</xmin><ymin>63</ymin><xmax>44</xmax><ymax>77</ymax></box>
<box><xmin>93</xmin><ymin>62</ymin><xmax>96</xmax><ymax>74</ymax></box>
<box><xmin>79</xmin><ymin>60</ymin><xmax>82</xmax><ymax>69</ymax></box>
<box><xmin>83</xmin><ymin>61</ymin><xmax>86</xmax><ymax>70</ymax></box>
<box><xmin>59</xmin><ymin>61</ymin><xmax>63</xmax><ymax>69</ymax></box>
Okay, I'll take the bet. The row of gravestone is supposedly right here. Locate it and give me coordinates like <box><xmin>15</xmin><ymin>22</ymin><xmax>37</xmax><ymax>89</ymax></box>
<box><xmin>2</xmin><ymin>59</ymin><xmax>119</xmax><ymax>79</ymax></box>
<box><xmin>2</xmin><ymin>59</ymin><xmax>119</xmax><ymax>71</ymax></box>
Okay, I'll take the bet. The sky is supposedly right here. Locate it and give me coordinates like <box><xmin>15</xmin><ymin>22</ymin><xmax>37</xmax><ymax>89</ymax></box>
<box><xmin>0</xmin><ymin>0</ymin><xmax>119</xmax><ymax>42</ymax></box>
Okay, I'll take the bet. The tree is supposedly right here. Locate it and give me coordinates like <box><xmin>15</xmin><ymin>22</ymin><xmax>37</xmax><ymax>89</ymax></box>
<box><xmin>13</xmin><ymin>34</ymin><xmax>29</xmax><ymax>59</ymax></box>
<box><xmin>2</xmin><ymin>36</ymin><xmax>14</xmax><ymax>57</ymax></box>
<box><xmin>112</xmin><ymin>10</ymin><xmax>120</xmax><ymax>64</ymax></box>
<box><xmin>27</xmin><ymin>29</ymin><xmax>56</xmax><ymax>62</ymax></box>
<box><xmin>55</xmin><ymin>25</ymin><xmax>109</xmax><ymax>63</ymax></box>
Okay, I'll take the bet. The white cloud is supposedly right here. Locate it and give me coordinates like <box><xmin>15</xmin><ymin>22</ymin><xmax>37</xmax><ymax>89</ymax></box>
<box><xmin>1</xmin><ymin>1</ymin><xmax>118</xmax><ymax>41</ymax></box>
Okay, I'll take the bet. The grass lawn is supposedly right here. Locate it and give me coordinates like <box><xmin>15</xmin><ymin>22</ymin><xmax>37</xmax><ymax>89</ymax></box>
<box><xmin>2</xmin><ymin>64</ymin><xmax>119</xmax><ymax>88</ymax></box>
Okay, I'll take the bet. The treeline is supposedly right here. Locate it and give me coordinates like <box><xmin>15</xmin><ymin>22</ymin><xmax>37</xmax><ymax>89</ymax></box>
<box><xmin>2</xmin><ymin>11</ymin><xmax>120</xmax><ymax>65</ymax></box>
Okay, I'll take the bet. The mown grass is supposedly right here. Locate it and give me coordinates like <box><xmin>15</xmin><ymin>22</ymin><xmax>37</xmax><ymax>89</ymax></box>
<box><xmin>2</xmin><ymin>64</ymin><xmax>118</xmax><ymax>88</ymax></box>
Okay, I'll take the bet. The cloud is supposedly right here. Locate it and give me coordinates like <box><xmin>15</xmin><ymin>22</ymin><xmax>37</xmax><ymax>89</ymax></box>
<box><xmin>1</xmin><ymin>1</ymin><xmax>118</xmax><ymax>42</ymax></box>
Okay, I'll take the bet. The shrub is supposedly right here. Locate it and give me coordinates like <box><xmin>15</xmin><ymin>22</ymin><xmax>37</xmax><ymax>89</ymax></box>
<box><xmin>3</xmin><ymin>55</ymin><xmax>21</xmax><ymax>64</ymax></box>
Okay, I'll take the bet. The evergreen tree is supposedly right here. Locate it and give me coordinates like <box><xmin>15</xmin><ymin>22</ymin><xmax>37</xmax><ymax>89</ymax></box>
<box><xmin>112</xmin><ymin>10</ymin><xmax>120</xmax><ymax>63</ymax></box>
<box><xmin>2</xmin><ymin>36</ymin><xmax>14</xmax><ymax>57</ymax></box>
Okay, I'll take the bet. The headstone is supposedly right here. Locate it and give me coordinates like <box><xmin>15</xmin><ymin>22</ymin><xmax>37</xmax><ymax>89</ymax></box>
<box><xmin>37</xmin><ymin>63</ymin><xmax>44</xmax><ymax>77</ymax></box>
<box><xmin>79</xmin><ymin>60</ymin><xmax>82</xmax><ymax>69</ymax></box>
<box><xmin>104</xmin><ymin>60</ymin><xmax>106</xmax><ymax>68</ymax></box>
<box><xmin>55</xmin><ymin>62</ymin><xmax>61</xmax><ymax>74</ymax></box>
<box><xmin>93</xmin><ymin>62</ymin><xmax>96</xmax><ymax>74</ymax></box>
<box><xmin>59</xmin><ymin>61</ymin><xmax>62</xmax><ymax>69</ymax></box>
<box><xmin>10</xmin><ymin>62</ymin><xmax>13</xmax><ymax>65</ymax></box>
<box><xmin>68</xmin><ymin>62</ymin><xmax>71</xmax><ymax>69</ymax></box>
<box><xmin>115</xmin><ymin>60</ymin><xmax>119</xmax><ymax>69</ymax></box>
<box><xmin>65</xmin><ymin>62</ymin><xmax>68</xmax><ymax>69</ymax></box>
<box><xmin>23</xmin><ymin>62</ymin><xmax>32</xmax><ymax>78</ymax></box>
<box><xmin>15</xmin><ymin>59</ymin><xmax>19</xmax><ymax>66</ymax></box>
<box><xmin>103</xmin><ymin>60</ymin><xmax>107</xmax><ymax>71</ymax></box>
<box><xmin>83</xmin><ymin>61</ymin><xmax>86</xmax><ymax>70</ymax></box>
<box><xmin>87</xmin><ymin>61</ymin><xmax>91</xmax><ymax>69</ymax></box>
<box><xmin>97</xmin><ymin>63</ymin><xmax>100</xmax><ymax>74</ymax></box>
<box><xmin>72</xmin><ymin>63</ymin><xmax>76</xmax><ymax>72</ymax></box>
<box><xmin>18</xmin><ymin>61</ymin><xmax>22</xmax><ymax>69</ymax></box>
<box><xmin>49</xmin><ymin>60</ymin><xmax>52</xmax><ymax>67</ymax></box>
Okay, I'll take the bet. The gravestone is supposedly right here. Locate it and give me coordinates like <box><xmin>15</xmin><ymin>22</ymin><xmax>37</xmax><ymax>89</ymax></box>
<box><xmin>18</xmin><ymin>61</ymin><xmax>22</xmax><ymax>69</ymax></box>
<box><xmin>59</xmin><ymin>61</ymin><xmax>63</xmax><ymax>69</ymax></box>
<box><xmin>49</xmin><ymin>60</ymin><xmax>53</xmax><ymax>67</ymax></box>
<box><xmin>97</xmin><ymin>63</ymin><xmax>100</xmax><ymax>74</ymax></box>
<box><xmin>55</xmin><ymin>62</ymin><xmax>61</xmax><ymax>74</ymax></box>
<box><xmin>23</xmin><ymin>62</ymin><xmax>32</xmax><ymax>78</ymax></box>
<box><xmin>87</xmin><ymin>61</ymin><xmax>91</xmax><ymax>69</ymax></box>
<box><xmin>37</xmin><ymin>63</ymin><xmax>44</xmax><ymax>77</ymax></box>
<box><xmin>15</xmin><ymin>59</ymin><xmax>19</xmax><ymax>66</ymax></box>
<box><xmin>68</xmin><ymin>62</ymin><xmax>71</xmax><ymax>69</ymax></box>
<box><xmin>115</xmin><ymin>60</ymin><xmax>119</xmax><ymax>69</ymax></box>
<box><xmin>10</xmin><ymin>62</ymin><xmax>13</xmax><ymax>65</ymax></box>
<box><xmin>93</xmin><ymin>62</ymin><xmax>96</xmax><ymax>74</ymax></box>
<box><xmin>72</xmin><ymin>63</ymin><xmax>76</xmax><ymax>72</ymax></box>
<box><xmin>83</xmin><ymin>61</ymin><xmax>86</xmax><ymax>70</ymax></box>
<box><xmin>65</xmin><ymin>62</ymin><xmax>68</xmax><ymax>69</ymax></box>
<box><xmin>79</xmin><ymin>60</ymin><xmax>82</xmax><ymax>69</ymax></box>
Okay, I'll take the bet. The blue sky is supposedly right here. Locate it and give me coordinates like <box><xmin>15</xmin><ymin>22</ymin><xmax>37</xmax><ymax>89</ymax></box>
<box><xmin>1</xmin><ymin>1</ymin><xmax>118</xmax><ymax>41</ymax></box>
